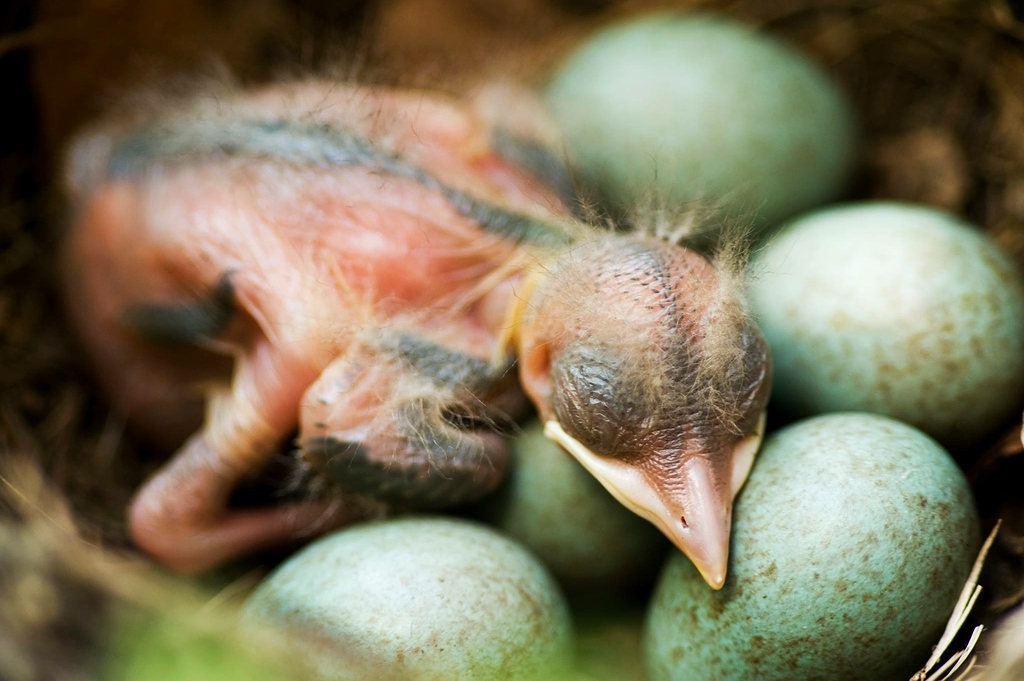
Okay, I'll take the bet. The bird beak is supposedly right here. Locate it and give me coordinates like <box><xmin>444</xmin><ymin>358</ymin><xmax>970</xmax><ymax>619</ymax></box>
<box><xmin>544</xmin><ymin>414</ymin><xmax>766</xmax><ymax>590</ymax></box>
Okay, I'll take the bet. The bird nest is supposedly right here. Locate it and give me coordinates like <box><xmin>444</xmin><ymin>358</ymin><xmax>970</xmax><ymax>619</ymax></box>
<box><xmin>3</xmin><ymin>1</ymin><xmax>1024</xmax><ymax>679</ymax></box>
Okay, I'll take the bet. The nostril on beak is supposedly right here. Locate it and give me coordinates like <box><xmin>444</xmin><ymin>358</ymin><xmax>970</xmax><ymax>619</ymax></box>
<box><xmin>680</xmin><ymin>514</ymin><xmax>689</xmax><ymax>529</ymax></box>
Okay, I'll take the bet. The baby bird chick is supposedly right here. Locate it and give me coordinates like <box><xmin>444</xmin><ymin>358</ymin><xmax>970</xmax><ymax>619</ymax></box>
<box><xmin>61</xmin><ymin>80</ymin><xmax>770</xmax><ymax>588</ymax></box>
<box><xmin>514</xmin><ymin>237</ymin><xmax>770</xmax><ymax>588</ymax></box>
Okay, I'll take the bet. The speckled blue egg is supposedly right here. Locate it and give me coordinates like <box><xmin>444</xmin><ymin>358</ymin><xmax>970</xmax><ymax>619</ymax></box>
<box><xmin>545</xmin><ymin>12</ymin><xmax>857</xmax><ymax>230</ymax></box>
<box><xmin>241</xmin><ymin>517</ymin><xmax>574</xmax><ymax>681</ymax></box>
<box><xmin>644</xmin><ymin>413</ymin><xmax>980</xmax><ymax>681</ymax></box>
<box><xmin>748</xmin><ymin>201</ymin><xmax>1024</xmax><ymax>449</ymax></box>
<box><xmin>480</xmin><ymin>421</ymin><xmax>667</xmax><ymax>592</ymax></box>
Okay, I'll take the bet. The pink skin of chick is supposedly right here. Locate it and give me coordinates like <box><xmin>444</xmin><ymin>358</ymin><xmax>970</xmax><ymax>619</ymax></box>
<box><xmin>61</xmin><ymin>81</ymin><xmax>771</xmax><ymax>588</ymax></box>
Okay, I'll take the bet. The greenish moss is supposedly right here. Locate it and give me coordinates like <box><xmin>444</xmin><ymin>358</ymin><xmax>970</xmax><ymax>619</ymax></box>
<box><xmin>103</xmin><ymin>608</ymin><xmax>295</xmax><ymax>681</ymax></box>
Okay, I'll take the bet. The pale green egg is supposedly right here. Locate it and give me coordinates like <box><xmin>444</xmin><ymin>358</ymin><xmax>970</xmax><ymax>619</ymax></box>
<box><xmin>242</xmin><ymin>517</ymin><xmax>574</xmax><ymax>681</ymax></box>
<box><xmin>748</xmin><ymin>201</ymin><xmax>1024</xmax><ymax>449</ymax></box>
<box><xmin>480</xmin><ymin>421</ymin><xmax>668</xmax><ymax>592</ymax></box>
<box><xmin>545</xmin><ymin>12</ymin><xmax>857</xmax><ymax>230</ymax></box>
<box><xmin>644</xmin><ymin>413</ymin><xmax>980</xmax><ymax>681</ymax></box>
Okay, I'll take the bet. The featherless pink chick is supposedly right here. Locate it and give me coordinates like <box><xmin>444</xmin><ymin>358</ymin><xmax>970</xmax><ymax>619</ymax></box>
<box><xmin>62</xmin><ymin>80</ymin><xmax>770</xmax><ymax>588</ymax></box>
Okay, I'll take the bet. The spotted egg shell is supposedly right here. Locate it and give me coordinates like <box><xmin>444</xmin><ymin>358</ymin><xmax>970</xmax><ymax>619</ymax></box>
<box><xmin>241</xmin><ymin>517</ymin><xmax>574</xmax><ymax>681</ymax></box>
<box><xmin>748</xmin><ymin>201</ymin><xmax>1024</xmax><ymax>449</ymax></box>
<box><xmin>545</xmin><ymin>12</ymin><xmax>857</xmax><ymax>230</ymax></box>
<box><xmin>480</xmin><ymin>421</ymin><xmax>668</xmax><ymax>592</ymax></box>
<box><xmin>644</xmin><ymin>413</ymin><xmax>980</xmax><ymax>681</ymax></box>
